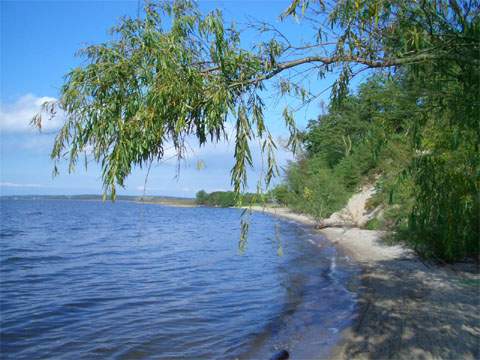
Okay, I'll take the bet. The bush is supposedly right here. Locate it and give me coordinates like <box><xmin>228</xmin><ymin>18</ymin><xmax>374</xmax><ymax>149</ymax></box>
<box><xmin>365</xmin><ymin>218</ymin><xmax>381</xmax><ymax>230</ymax></box>
<box><xmin>406</xmin><ymin>152</ymin><xmax>479</xmax><ymax>261</ymax></box>
<box><xmin>281</xmin><ymin>156</ymin><xmax>350</xmax><ymax>219</ymax></box>
<box><xmin>206</xmin><ymin>191</ymin><xmax>236</xmax><ymax>207</ymax></box>
<box><xmin>195</xmin><ymin>190</ymin><xmax>266</xmax><ymax>207</ymax></box>
<box><xmin>271</xmin><ymin>184</ymin><xmax>290</xmax><ymax>205</ymax></box>
<box><xmin>195</xmin><ymin>190</ymin><xmax>208</xmax><ymax>205</ymax></box>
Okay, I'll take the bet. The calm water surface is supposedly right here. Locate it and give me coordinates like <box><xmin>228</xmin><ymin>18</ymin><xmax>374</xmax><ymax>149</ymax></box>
<box><xmin>0</xmin><ymin>200</ymin><xmax>358</xmax><ymax>359</ymax></box>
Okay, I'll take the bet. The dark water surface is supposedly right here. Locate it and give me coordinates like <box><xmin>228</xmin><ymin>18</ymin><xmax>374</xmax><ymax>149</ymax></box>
<box><xmin>0</xmin><ymin>200</ymin><xmax>358</xmax><ymax>359</ymax></box>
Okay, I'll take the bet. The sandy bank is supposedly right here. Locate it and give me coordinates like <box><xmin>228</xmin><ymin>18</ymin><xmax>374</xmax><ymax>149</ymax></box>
<box><xmin>247</xmin><ymin>206</ymin><xmax>480</xmax><ymax>360</ymax></box>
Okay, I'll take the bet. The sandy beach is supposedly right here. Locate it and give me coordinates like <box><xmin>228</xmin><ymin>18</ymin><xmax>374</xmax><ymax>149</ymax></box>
<box><xmin>247</xmin><ymin>206</ymin><xmax>480</xmax><ymax>360</ymax></box>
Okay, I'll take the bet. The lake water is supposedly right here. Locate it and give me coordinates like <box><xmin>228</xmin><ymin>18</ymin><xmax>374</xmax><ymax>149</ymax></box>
<box><xmin>0</xmin><ymin>200</ymin><xmax>358</xmax><ymax>359</ymax></box>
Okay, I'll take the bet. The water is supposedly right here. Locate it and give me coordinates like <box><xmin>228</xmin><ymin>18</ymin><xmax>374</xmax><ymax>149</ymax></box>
<box><xmin>0</xmin><ymin>200</ymin><xmax>358</xmax><ymax>359</ymax></box>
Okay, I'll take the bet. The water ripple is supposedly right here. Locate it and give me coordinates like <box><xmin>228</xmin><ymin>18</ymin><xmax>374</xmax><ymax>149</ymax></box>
<box><xmin>0</xmin><ymin>199</ymin><xmax>358</xmax><ymax>359</ymax></box>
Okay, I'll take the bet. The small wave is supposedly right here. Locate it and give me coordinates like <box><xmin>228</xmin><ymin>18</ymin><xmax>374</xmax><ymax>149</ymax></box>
<box><xmin>329</xmin><ymin>327</ymin><xmax>340</xmax><ymax>334</ymax></box>
<box><xmin>1</xmin><ymin>200</ymin><xmax>359</xmax><ymax>360</ymax></box>
<box><xmin>0</xmin><ymin>230</ymin><xmax>25</xmax><ymax>238</ymax></box>
<box><xmin>330</xmin><ymin>256</ymin><xmax>337</xmax><ymax>273</ymax></box>
<box><xmin>68</xmin><ymin>226</ymin><xmax>84</xmax><ymax>231</ymax></box>
<box><xmin>2</xmin><ymin>255</ymin><xmax>65</xmax><ymax>265</ymax></box>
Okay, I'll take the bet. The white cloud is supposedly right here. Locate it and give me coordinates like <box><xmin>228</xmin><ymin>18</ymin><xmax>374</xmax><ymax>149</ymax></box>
<box><xmin>0</xmin><ymin>182</ymin><xmax>42</xmax><ymax>188</ymax></box>
<box><xmin>0</xmin><ymin>94</ymin><xmax>64</xmax><ymax>132</ymax></box>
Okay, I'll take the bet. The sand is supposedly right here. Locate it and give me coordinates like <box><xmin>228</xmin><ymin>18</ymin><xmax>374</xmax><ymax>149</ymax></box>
<box><xmin>247</xmin><ymin>206</ymin><xmax>480</xmax><ymax>360</ymax></box>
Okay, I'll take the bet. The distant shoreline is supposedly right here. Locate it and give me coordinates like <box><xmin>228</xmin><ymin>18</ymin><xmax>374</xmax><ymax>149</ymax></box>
<box><xmin>133</xmin><ymin>200</ymin><xmax>198</xmax><ymax>208</ymax></box>
<box><xmin>245</xmin><ymin>205</ymin><xmax>480</xmax><ymax>360</ymax></box>
<box><xmin>0</xmin><ymin>195</ymin><xmax>197</xmax><ymax>208</ymax></box>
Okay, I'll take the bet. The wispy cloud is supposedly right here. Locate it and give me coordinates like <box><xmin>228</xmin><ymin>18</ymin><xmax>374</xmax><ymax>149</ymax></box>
<box><xmin>0</xmin><ymin>94</ymin><xmax>64</xmax><ymax>132</ymax></box>
<box><xmin>0</xmin><ymin>182</ymin><xmax>43</xmax><ymax>188</ymax></box>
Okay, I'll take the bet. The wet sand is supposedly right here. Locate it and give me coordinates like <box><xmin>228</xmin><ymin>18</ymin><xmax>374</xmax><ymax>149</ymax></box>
<box><xmin>247</xmin><ymin>206</ymin><xmax>480</xmax><ymax>360</ymax></box>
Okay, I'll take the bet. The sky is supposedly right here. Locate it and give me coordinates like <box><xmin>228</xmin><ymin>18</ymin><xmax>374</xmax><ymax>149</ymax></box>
<box><xmin>0</xmin><ymin>0</ymin><xmax>346</xmax><ymax>197</ymax></box>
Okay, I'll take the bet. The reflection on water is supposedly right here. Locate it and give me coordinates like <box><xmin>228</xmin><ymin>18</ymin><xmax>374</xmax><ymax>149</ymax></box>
<box><xmin>0</xmin><ymin>200</ymin><xmax>358</xmax><ymax>359</ymax></box>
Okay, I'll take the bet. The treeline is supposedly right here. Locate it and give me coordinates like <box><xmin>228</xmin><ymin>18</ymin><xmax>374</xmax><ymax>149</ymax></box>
<box><xmin>272</xmin><ymin>69</ymin><xmax>479</xmax><ymax>262</ymax></box>
<box><xmin>195</xmin><ymin>190</ymin><xmax>268</xmax><ymax>207</ymax></box>
<box><xmin>1</xmin><ymin>194</ymin><xmax>196</xmax><ymax>205</ymax></box>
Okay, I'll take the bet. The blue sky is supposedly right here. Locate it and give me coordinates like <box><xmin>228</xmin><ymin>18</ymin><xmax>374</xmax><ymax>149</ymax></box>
<box><xmin>0</xmin><ymin>0</ymin><xmax>348</xmax><ymax>197</ymax></box>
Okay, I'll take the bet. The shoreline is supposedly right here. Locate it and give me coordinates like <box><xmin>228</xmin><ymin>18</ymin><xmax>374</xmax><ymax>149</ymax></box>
<box><xmin>246</xmin><ymin>206</ymin><xmax>480</xmax><ymax>360</ymax></box>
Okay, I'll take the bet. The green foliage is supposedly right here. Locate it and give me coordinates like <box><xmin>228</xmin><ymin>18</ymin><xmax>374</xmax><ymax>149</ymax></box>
<box><xmin>333</xmin><ymin>142</ymin><xmax>376</xmax><ymax>190</ymax></box>
<box><xmin>280</xmin><ymin>67</ymin><xmax>480</xmax><ymax>261</ymax></box>
<box><xmin>202</xmin><ymin>191</ymin><xmax>237</xmax><ymax>207</ymax></box>
<box><xmin>302</xmin><ymin>162</ymin><xmax>350</xmax><ymax>219</ymax></box>
<box><xmin>34</xmin><ymin>0</ymin><xmax>282</xmax><ymax>198</ymax></box>
<box><xmin>270</xmin><ymin>184</ymin><xmax>290</xmax><ymax>205</ymax></box>
<box><xmin>365</xmin><ymin>218</ymin><xmax>381</xmax><ymax>231</ymax></box>
<box><xmin>279</xmin><ymin>75</ymin><xmax>410</xmax><ymax>220</ymax></box>
<box><xmin>195</xmin><ymin>190</ymin><xmax>208</xmax><ymax>204</ymax></box>
<box><xmin>194</xmin><ymin>190</ymin><xmax>266</xmax><ymax>207</ymax></box>
<box><xmin>407</xmin><ymin>153</ymin><xmax>479</xmax><ymax>261</ymax></box>
<box><xmin>278</xmin><ymin>156</ymin><xmax>350</xmax><ymax>219</ymax></box>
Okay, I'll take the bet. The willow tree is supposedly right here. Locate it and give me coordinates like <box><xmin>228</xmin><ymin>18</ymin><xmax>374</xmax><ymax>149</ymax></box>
<box><xmin>34</xmin><ymin>0</ymin><xmax>479</xmax><ymax>200</ymax></box>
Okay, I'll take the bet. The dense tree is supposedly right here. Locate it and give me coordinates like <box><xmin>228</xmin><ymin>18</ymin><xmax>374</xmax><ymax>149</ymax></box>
<box><xmin>278</xmin><ymin>69</ymin><xmax>479</xmax><ymax>261</ymax></box>
<box><xmin>195</xmin><ymin>190</ymin><xmax>208</xmax><ymax>205</ymax></box>
<box><xmin>194</xmin><ymin>190</ymin><xmax>264</xmax><ymax>207</ymax></box>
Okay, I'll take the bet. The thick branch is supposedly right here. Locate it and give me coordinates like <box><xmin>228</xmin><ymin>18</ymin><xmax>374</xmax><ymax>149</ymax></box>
<box><xmin>262</xmin><ymin>52</ymin><xmax>477</xmax><ymax>80</ymax></box>
<box><xmin>202</xmin><ymin>50</ymin><xmax>477</xmax><ymax>88</ymax></box>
